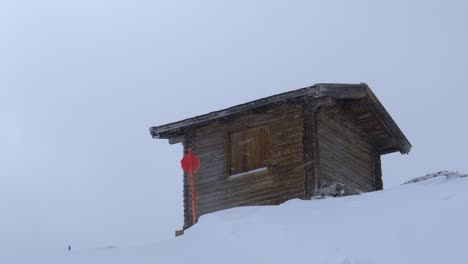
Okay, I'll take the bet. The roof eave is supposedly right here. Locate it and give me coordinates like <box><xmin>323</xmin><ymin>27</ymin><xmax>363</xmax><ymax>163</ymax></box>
<box><xmin>316</xmin><ymin>83</ymin><xmax>411</xmax><ymax>154</ymax></box>
<box><xmin>150</xmin><ymin>85</ymin><xmax>318</xmax><ymax>139</ymax></box>
<box><xmin>150</xmin><ymin>83</ymin><xmax>412</xmax><ymax>154</ymax></box>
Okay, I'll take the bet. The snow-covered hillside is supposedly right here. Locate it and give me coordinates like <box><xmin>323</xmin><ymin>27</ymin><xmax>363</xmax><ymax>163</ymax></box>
<box><xmin>14</xmin><ymin>171</ymin><xmax>468</xmax><ymax>264</ymax></box>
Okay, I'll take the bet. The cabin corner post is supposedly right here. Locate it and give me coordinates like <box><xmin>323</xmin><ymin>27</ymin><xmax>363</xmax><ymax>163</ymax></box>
<box><xmin>302</xmin><ymin>105</ymin><xmax>313</xmax><ymax>199</ymax></box>
<box><xmin>302</xmin><ymin>103</ymin><xmax>320</xmax><ymax>199</ymax></box>
<box><xmin>372</xmin><ymin>150</ymin><xmax>383</xmax><ymax>190</ymax></box>
<box><xmin>182</xmin><ymin>130</ymin><xmax>195</xmax><ymax>229</ymax></box>
<box><xmin>302</xmin><ymin>97</ymin><xmax>332</xmax><ymax>199</ymax></box>
<box><xmin>312</xmin><ymin>109</ymin><xmax>321</xmax><ymax>196</ymax></box>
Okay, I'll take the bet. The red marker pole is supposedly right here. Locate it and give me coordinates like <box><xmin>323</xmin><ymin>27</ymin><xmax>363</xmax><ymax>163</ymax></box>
<box><xmin>188</xmin><ymin>149</ymin><xmax>197</xmax><ymax>224</ymax></box>
<box><xmin>181</xmin><ymin>148</ymin><xmax>200</xmax><ymax>225</ymax></box>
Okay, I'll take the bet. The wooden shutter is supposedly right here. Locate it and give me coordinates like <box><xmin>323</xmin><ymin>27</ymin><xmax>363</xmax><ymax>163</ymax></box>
<box><xmin>230</xmin><ymin>127</ymin><xmax>268</xmax><ymax>175</ymax></box>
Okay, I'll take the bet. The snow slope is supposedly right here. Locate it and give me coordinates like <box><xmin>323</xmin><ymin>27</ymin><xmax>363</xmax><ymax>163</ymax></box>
<box><xmin>12</xmin><ymin>172</ymin><xmax>468</xmax><ymax>264</ymax></box>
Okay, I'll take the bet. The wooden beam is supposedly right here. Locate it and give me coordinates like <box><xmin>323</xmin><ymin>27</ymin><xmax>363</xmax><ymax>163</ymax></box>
<box><xmin>372</xmin><ymin>150</ymin><xmax>383</xmax><ymax>190</ymax></box>
<box><xmin>302</xmin><ymin>105</ymin><xmax>314</xmax><ymax>199</ymax></box>
<box><xmin>175</xmin><ymin>229</ymin><xmax>184</xmax><ymax>237</ymax></box>
<box><xmin>316</xmin><ymin>83</ymin><xmax>367</xmax><ymax>99</ymax></box>
<box><xmin>182</xmin><ymin>132</ymin><xmax>195</xmax><ymax>229</ymax></box>
<box><xmin>150</xmin><ymin>86</ymin><xmax>318</xmax><ymax>138</ymax></box>
<box><xmin>168</xmin><ymin>135</ymin><xmax>184</xmax><ymax>145</ymax></box>
<box><xmin>302</xmin><ymin>99</ymin><xmax>330</xmax><ymax>199</ymax></box>
<box><xmin>312</xmin><ymin>110</ymin><xmax>321</xmax><ymax>194</ymax></box>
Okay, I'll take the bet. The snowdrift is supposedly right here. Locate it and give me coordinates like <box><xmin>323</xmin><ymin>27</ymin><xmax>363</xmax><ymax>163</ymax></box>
<box><xmin>17</xmin><ymin>172</ymin><xmax>468</xmax><ymax>264</ymax></box>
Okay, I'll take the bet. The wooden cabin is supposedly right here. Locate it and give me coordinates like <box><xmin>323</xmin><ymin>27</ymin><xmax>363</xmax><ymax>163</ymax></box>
<box><xmin>150</xmin><ymin>83</ymin><xmax>411</xmax><ymax>230</ymax></box>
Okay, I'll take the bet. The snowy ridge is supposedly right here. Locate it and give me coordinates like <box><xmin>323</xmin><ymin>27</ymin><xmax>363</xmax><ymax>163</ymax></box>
<box><xmin>13</xmin><ymin>172</ymin><xmax>468</xmax><ymax>264</ymax></box>
<box><xmin>403</xmin><ymin>170</ymin><xmax>468</xmax><ymax>184</ymax></box>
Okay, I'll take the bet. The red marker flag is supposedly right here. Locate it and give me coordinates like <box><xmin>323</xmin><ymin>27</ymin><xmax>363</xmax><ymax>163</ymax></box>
<box><xmin>181</xmin><ymin>149</ymin><xmax>200</xmax><ymax>174</ymax></box>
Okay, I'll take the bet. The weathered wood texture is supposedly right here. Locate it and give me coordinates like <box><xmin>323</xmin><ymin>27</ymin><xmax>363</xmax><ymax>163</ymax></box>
<box><xmin>317</xmin><ymin>105</ymin><xmax>375</xmax><ymax>192</ymax></box>
<box><xmin>183</xmin><ymin>104</ymin><xmax>305</xmax><ymax>228</ymax></box>
<box><xmin>340</xmin><ymin>99</ymin><xmax>396</xmax><ymax>154</ymax></box>
<box><xmin>229</xmin><ymin>127</ymin><xmax>268</xmax><ymax>175</ymax></box>
<box><xmin>151</xmin><ymin>86</ymin><xmax>317</xmax><ymax>139</ymax></box>
<box><xmin>302</xmin><ymin>106</ymin><xmax>314</xmax><ymax>200</ymax></box>
<box><xmin>302</xmin><ymin>101</ymin><xmax>322</xmax><ymax>199</ymax></box>
<box><xmin>152</xmin><ymin>84</ymin><xmax>413</xmax><ymax>231</ymax></box>
<box><xmin>372</xmin><ymin>151</ymin><xmax>383</xmax><ymax>190</ymax></box>
<box><xmin>182</xmin><ymin>135</ymin><xmax>194</xmax><ymax>229</ymax></box>
<box><xmin>153</xmin><ymin>83</ymin><xmax>411</xmax><ymax>154</ymax></box>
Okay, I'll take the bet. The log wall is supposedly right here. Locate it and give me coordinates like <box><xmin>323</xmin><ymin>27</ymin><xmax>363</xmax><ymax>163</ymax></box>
<box><xmin>181</xmin><ymin>101</ymin><xmax>382</xmax><ymax>229</ymax></box>
<box><xmin>317</xmin><ymin>105</ymin><xmax>375</xmax><ymax>192</ymax></box>
<box><xmin>183</xmin><ymin>104</ymin><xmax>305</xmax><ymax>228</ymax></box>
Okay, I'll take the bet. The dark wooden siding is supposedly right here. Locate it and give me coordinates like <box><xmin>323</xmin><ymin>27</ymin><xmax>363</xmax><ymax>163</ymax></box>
<box><xmin>184</xmin><ymin>104</ymin><xmax>305</xmax><ymax>227</ymax></box>
<box><xmin>317</xmin><ymin>105</ymin><xmax>375</xmax><ymax>192</ymax></box>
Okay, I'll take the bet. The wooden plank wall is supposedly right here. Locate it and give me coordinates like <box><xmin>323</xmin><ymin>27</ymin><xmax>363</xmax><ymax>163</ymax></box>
<box><xmin>317</xmin><ymin>105</ymin><xmax>375</xmax><ymax>192</ymax></box>
<box><xmin>302</xmin><ymin>104</ymin><xmax>320</xmax><ymax>199</ymax></box>
<box><xmin>184</xmin><ymin>104</ymin><xmax>305</xmax><ymax>228</ymax></box>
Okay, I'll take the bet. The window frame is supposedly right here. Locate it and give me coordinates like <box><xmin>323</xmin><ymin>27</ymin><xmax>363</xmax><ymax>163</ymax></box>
<box><xmin>226</xmin><ymin>126</ymin><xmax>270</xmax><ymax>178</ymax></box>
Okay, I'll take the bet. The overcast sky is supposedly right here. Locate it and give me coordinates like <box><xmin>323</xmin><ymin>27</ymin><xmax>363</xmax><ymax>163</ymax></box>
<box><xmin>1</xmin><ymin>0</ymin><xmax>467</xmax><ymax>255</ymax></box>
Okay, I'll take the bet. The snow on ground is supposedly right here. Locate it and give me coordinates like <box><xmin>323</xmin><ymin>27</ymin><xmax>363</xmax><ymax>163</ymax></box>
<box><xmin>9</xmin><ymin>171</ymin><xmax>468</xmax><ymax>264</ymax></box>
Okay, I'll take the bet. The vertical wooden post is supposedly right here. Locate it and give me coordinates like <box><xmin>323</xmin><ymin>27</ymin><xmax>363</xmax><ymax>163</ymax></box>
<box><xmin>302</xmin><ymin>98</ymin><xmax>332</xmax><ymax>199</ymax></box>
<box><xmin>188</xmin><ymin>148</ymin><xmax>198</xmax><ymax>225</ymax></box>
<box><xmin>372</xmin><ymin>151</ymin><xmax>383</xmax><ymax>190</ymax></box>
<box><xmin>302</xmin><ymin>104</ymin><xmax>314</xmax><ymax>199</ymax></box>
<box><xmin>182</xmin><ymin>131</ymin><xmax>195</xmax><ymax>229</ymax></box>
<box><xmin>302</xmin><ymin>103</ymin><xmax>321</xmax><ymax>199</ymax></box>
<box><xmin>312</xmin><ymin>110</ymin><xmax>321</xmax><ymax>194</ymax></box>
<box><xmin>182</xmin><ymin>140</ymin><xmax>191</xmax><ymax>229</ymax></box>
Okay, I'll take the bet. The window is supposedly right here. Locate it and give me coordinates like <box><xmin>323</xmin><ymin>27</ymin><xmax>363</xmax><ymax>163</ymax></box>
<box><xmin>229</xmin><ymin>127</ymin><xmax>268</xmax><ymax>175</ymax></box>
